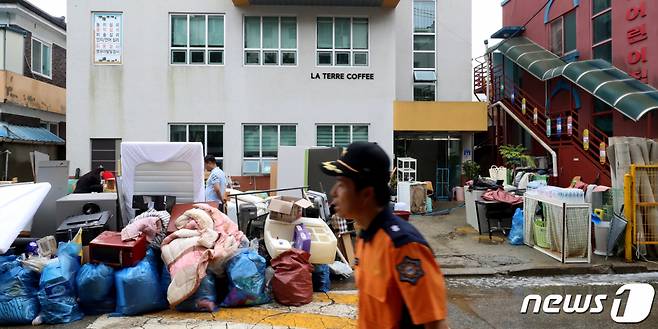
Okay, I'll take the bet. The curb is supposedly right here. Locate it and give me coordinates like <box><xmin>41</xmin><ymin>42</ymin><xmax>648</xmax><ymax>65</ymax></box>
<box><xmin>442</xmin><ymin>262</ymin><xmax>658</xmax><ymax>278</ymax></box>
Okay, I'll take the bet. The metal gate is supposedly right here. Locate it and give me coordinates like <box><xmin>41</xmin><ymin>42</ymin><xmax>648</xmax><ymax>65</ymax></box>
<box><xmin>624</xmin><ymin>165</ymin><xmax>658</xmax><ymax>262</ymax></box>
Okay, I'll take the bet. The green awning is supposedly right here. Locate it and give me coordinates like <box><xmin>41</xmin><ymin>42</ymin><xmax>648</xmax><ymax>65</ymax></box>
<box><xmin>490</xmin><ymin>36</ymin><xmax>566</xmax><ymax>81</ymax></box>
<box><xmin>559</xmin><ymin>59</ymin><xmax>658</xmax><ymax>121</ymax></box>
<box><xmin>491</xmin><ymin>37</ymin><xmax>658</xmax><ymax>121</ymax></box>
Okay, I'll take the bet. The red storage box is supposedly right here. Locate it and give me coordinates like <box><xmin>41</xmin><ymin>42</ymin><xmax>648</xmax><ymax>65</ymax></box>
<box><xmin>89</xmin><ymin>231</ymin><xmax>147</xmax><ymax>268</ymax></box>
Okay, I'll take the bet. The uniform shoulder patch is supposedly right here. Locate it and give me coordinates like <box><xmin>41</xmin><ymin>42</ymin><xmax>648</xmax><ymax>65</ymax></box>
<box><xmin>396</xmin><ymin>256</ymin><xmax>425</xmax><ymax>285</ymax></box>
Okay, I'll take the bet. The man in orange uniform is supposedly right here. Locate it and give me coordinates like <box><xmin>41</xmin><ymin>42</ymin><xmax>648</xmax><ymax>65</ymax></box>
<box><xmin>321</xmin><ymin>142</ymin><xmax>449</xmax><ymax>329</ymax></box>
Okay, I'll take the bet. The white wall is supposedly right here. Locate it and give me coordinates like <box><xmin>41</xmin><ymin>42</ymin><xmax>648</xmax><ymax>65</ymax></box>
<box><xmin>9</xmin><ymin>9</ymin><xmax>66</xmax><ymax>48</ymax></box>
<box><xmin>436</xmin><ymin>0</ymin><xmax>472</xmax><ymax>101</ymax></box>
<box><xmin>67</xmin><ymin>0</ymin><xmax>397</xmax><ymax>175</ymax></box>
<box><xmin>67</xmin><ymin>0</ymin><xmax>474</xmax><ymax>176</ymax></box>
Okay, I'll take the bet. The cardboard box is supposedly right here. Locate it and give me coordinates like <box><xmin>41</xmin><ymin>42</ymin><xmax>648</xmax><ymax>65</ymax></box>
<box><xmin>268</xmin><ymin>196</ymin><xmax>313</xmax><ymax>222</ymax></box>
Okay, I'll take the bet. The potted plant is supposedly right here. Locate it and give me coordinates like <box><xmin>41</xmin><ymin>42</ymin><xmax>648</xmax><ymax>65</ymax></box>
<box><xmin>499</xmin><ymin>144</ymin><xmax>527</xmax><ymax>169</ymax></box>
<box><xmin>499</xmin><ymin>144</ymin><xmax>536</xmax><ymax>184</ymax></box>
<box><xmin>462</xmin><ymin>160</ymin><xmax>480</xmax><ymax>182</ymax></box>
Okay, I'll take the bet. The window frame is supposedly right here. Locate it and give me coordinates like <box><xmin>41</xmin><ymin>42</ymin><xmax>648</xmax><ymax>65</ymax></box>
<box><xmin>549</xmin><ymin>9</ymin><xmax>577</xmax><ymax>56</ymax></box>
<box><xmin>315</xmin><ymin>124</ymin><xmax>370</xmax><ymax>147</ymax></box>
<box><xmin>315</xmin><ymin>16</ymin><xmax>370</xmax><ymax>67</ymax></box>
<box><xmin>168</xmin><ymin>123</ymin><xmax>224</xmax><ymax>161</ymax></box>
<box><xmin>169</xmin><ymin>13</ymin><xmax>225</xmax><ymax>66</ymax></box>
<box><xmin>31</xmin><ymin>37</ymin><xmax>52</xmax><ymax>79</ymax></box>
<box><xmin>243</xmin><ymin>16</ymin><xmax>298</xmax><ymax>67</ymax></box>
<box><xmin>242</xmin><ymin>124</ymin><xmax>297</xmax><ymax>175</ymax></box>
<box><xmin>412</xmin><ymin>0</ymin><xmax>437</xmax><ymax>101</ymax></box>
<box><xmin>591</xmin><ymin>3</ymin><xmax>612</xmax><ymax>63</ymax></box>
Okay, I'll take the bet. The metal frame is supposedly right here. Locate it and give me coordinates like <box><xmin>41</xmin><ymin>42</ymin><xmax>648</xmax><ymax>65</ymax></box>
<box><xmin>624</xmin><ymin>165</ymin><xmax>658</xmax><ymax>262</ymax></box>
<box><xmin>524</xmin><ymin>194</ymin><xmax>592</xmax><ymax>264</ymax></box>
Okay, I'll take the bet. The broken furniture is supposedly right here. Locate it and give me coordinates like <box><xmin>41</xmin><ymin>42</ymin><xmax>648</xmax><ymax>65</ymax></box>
<box><xmin>89</xmin><ymin>231</ymin><xmax>147</xmax><ymax>268</ymax></box>
<box><xmin>56</xmin><ymin>192</ymin><xmax>120</xmax><ymax>231</ymax></box>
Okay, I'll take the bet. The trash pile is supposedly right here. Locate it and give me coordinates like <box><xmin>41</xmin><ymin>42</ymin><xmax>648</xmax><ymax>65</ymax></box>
<box><xmin>0</xmin><ymin>193</ymin><xmax>352</xmax><ymax>326</ymax></box>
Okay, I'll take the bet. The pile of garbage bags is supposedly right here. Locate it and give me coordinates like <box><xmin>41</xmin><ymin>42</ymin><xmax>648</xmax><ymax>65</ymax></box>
<box><xmin>0</xmin><ymin>203</ymin><xmax>350</xmax><ymax>326</ymax></box>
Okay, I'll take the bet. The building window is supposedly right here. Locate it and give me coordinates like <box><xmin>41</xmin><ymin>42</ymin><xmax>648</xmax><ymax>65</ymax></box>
<box><xmin>169</xmin><ymin>124</ymin><xmax>223</xmax><ymax>159</ymax></box>
<box><xmin>243</xmin><ymin>124</ymin><xmax>296</xmax><ymax>175</ymax></box>
<box><xmin>316</xmin><ymin>17</ymin><xmax>369</xmax><ymax>66</ymax></box>
<box><xmin>592</xmin><ymin>0</ymin><xmax>611</xmax><ymax>16</ymax></box>
<box><xmin>40</xmin><ymin>122</ymin><xmax>58</xmax><ymax>136</ymax></box>
<box><xmin>244</xmin><ymin>17</ymin><xmax>297</xmax><ymax>66</ymax></box>
<box><xmin>170</xmin><ymin>14</ymin><xmax>224</xmax><ymax>65</ymax></box>
<box><xmin>91</xmin><ymin>138</ymin><xmax>121</xmax><ymax>174</ymax></box>
<box><xmin>316</xmin><ymin>125</ymin><xmax>369</xmax><ymax>147</ymax></box>
<box><xmin>413</xmin><ymin>0</ymin><xmax>436</xmax><ymax>101</ymax></box>
<box><xmin>592</xmin><ymin>1</ymin><xmax>611</xmax><ymax>63</ymax></box>
<box><xmin>550</xmin><ymin>10</ymin><xmax>576</xmax><ymax>55</ymax></box>
<box><xmin>31</xmin><ymin>38</ymin><xmax>52</xmax><ymax>78</ymax></box>
<box><xmin>592</xmin><ymin>99</ymin><xmax>613</xmax><ymax>137</ymax></box>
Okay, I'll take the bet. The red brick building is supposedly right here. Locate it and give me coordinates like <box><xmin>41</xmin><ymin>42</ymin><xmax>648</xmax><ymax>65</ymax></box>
<box><xmin>475</xmin><ymin>0</ymin><xmax>658</xmax><ymax>186</ymax></box>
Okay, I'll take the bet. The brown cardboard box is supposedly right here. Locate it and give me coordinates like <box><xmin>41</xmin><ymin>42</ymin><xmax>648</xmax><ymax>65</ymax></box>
<box><xmin>268</xmin><ymin>196</ymin><xmax>313</xmax><ymax>222</ymax></box>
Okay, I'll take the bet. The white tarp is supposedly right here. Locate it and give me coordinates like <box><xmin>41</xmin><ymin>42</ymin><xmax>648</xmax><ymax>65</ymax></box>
<box><xmin>0</xmin><ymin>183</ymin><xmax>51</xmax><ymax>253</ymax></box>
<box><xmin>120</xmin><ymin>142</ymin><xmax>204</xmax><ymax>219</ymax></box>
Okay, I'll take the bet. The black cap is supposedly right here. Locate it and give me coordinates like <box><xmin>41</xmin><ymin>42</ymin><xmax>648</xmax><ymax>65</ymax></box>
<box><xmin>321</xmin><ymin>142</ymin><xmax>391</xmax><ymax>185</ymax></box>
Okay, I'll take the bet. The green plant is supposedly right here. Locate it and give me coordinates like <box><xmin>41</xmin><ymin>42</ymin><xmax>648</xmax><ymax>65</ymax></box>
<box><xmin>499</xmin><ymin>144</ymin><xmax>527</xmax><ymax>169</ymax></box>
<box><xmin>462</xmin><ymin>160</ymin><xmax>480</xmax><ymax>181</ymax></box>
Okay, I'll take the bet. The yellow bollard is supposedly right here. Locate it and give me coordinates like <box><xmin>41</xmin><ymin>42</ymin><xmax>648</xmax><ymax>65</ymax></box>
<box><xmin>624</xmin><ymin>173</ymin><xmax>633</xmax><ymax>263</ymax></box>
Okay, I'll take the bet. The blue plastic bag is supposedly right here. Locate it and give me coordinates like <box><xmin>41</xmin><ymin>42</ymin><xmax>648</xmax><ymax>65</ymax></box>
<box><xmin>312</xmin><ymin>264</ymin><xmax>331</xmax><ymax>293</ymax></box>
<box><xmin>76</xmin><ymin>263</ymin><xmax>115</xmax><ymax>315</ymax></box>
<box><xmin>114</xmin><ymin>249</ymin><xmax>167</xmax><ymax>316</ymax></box>
<box><xmin>160</xmin><ymin>266</ymin><xmax>171</xmax><ymax>302</ymax></box>
<box><xmin>508</xmin><ymin>208</ymin><xmax>524</xmax><ymax>245</ymax></box>
<box><xmin>220</xmin><ymin>249</ymin><xmax>271</xmax><ymax>307</ymax></box>
<box><xmin>38</xmin><ymin>242</ymin><xmax>84</xmax><ymax>324</ymax></box>
<box><xmin>176</xmin><ymin>274</ymin><xmax>219</xmax><ymax>312</ymax></box>
<box><xmin>0</xmin><ymin>256</ymin><xmax>40</xmax><ymax>324</ymax></box>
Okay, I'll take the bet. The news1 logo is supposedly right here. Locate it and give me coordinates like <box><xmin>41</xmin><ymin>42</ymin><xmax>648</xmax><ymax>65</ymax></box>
<box><xmin>520</xmin><ymin>283</ymin><xmax>655</xmax><ymax>323</ymax></box>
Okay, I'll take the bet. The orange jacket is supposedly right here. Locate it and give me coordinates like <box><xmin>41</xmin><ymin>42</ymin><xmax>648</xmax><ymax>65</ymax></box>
<box><xmin>355</xmin><ymin>210</ymin><xmax>448</xmax><ymax>328</ymax></box>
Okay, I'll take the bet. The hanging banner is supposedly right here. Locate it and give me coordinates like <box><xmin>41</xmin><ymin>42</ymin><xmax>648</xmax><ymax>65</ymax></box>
<box><xmin>600</xmin><ymin>142</ymin><xmax>607</xmax><ymax>164</ymax></box>
<box><xmin>583</xmin><ymin>129</ymin><xmax>590</xmax><ymax>150</ymax></box>
<box><xmin>546</xmin><ymin>118</ymin><xmax>552</xmax><ymax>137</ymax></box>
<box><xmin>93</xmin><ymin>12</ymin><xmax>123</xmax><ymax>64</ymax></box>
<box><xmin>556</xmin><ymin>116</ymin><xmax>562</xmax><ymax>137</ymax></box>
<box><xmin>522</xmin><ymin>98</ymin><xmax>527</xmax><ymax>115</ymax></box>
<box><xmin>567</xmin><ymin>116</ymin><xmax>573</xmax><ymax>136</ymax></box>
<box><xmin>533</xmin><ymin>108</ymin><xmax>538</xmax><ymax>125</ymax></box>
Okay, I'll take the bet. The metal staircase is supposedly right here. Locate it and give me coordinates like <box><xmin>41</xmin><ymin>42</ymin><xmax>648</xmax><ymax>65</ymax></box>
<box><xmin>474</xmin><ymin>62</ymin><xmax>612</xmax><ymax>186</ymax></box>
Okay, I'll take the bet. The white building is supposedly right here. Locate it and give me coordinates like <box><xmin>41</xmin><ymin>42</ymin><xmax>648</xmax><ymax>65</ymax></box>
<box><xmin>67</xmin><ymin>0</ymin><xmax>485</xmax><ymax>192</ymax></box>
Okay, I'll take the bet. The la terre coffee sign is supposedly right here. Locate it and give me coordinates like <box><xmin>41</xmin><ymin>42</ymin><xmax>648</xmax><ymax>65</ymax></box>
<box><xmin>311</xmin><ymin>72</ymin><xmax>375</xmax><ymax>80</ymax></box>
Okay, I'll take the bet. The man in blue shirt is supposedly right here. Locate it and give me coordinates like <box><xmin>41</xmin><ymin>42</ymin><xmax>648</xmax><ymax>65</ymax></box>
<box><xmin>204</xmin><ymin>155</ymin><xmax>227</xmax><ymax>209</ymax></box>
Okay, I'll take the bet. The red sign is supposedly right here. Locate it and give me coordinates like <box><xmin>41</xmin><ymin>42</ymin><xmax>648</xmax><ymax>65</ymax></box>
<box><xmin>626</xmin><ymin>1</ymin><xmax>649</xmax><ymax>83</ymax></box>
